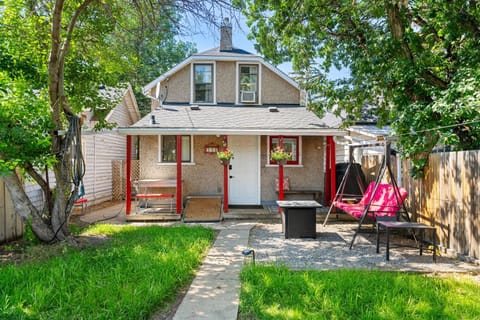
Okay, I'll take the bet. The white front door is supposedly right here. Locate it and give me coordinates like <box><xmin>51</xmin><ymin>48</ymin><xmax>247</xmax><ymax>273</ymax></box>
<box><xmin>228</xmin><ymin>136</ymin><xmax>260</xmax><ymax>205</ymax></box>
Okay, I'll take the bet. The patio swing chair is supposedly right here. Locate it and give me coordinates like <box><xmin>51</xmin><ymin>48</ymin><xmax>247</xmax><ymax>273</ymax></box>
<box><xmin>322</xmin><ymin>141</ymin><xmax>410</xmax><ymax>249</ymax></box>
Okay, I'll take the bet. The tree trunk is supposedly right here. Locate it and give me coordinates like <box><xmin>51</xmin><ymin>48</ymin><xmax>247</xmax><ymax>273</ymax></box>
<box><xmin>3</xmin><ymin>173</ymin><xmax>56</xmax><ymax>242</ymax></box>
<box><xmin>52</xmin><ymin>148</ymin><xmax>74</xmax><ymax>240</ymax></box>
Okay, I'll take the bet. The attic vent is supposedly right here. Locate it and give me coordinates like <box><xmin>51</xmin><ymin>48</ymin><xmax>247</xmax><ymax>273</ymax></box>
<box><xmin>268</xmin><ymin>107</ymin><xmax>279</xmax><ymax>112</ymax></box>
<box><xmin>190</xmin><ymin>105</ymin><xmax>200</xmax><ymax>110</ymax></box>
<box><xmin>241</xmin><ymin>91</ymin><xmax>256</xmax><ymax>103</ymax></box>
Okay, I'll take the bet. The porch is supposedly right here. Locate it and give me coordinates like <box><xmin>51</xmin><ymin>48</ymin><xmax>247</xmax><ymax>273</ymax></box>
<box><xmin>74</xmin><ymin>199</ymin><xmax>344</xmax><ymax>225</ymax></box>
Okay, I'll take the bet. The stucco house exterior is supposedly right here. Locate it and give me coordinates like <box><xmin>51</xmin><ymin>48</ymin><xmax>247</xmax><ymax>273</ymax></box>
<box><xmin>118</xmin><ymin>20</ymin><xmax>345</xmax><ymax>217</ymax></box>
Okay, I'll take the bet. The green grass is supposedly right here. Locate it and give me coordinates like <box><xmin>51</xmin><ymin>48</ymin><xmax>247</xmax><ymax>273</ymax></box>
<box><xmin>0</xmin><ymin>224</ymin><xmax>215</xmax><ymax>320</ymax></box>
<box><xmin>239</xmin><ymin>265</ymin><xmax>480</xmax><ymax>320</ymax></box>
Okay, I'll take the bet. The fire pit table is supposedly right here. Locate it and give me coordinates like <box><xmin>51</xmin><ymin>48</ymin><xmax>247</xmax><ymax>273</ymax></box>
<box><xmin>276</xmin><ymin>200</ymin><xmax>323</xmax><ymax>239</ymax></box>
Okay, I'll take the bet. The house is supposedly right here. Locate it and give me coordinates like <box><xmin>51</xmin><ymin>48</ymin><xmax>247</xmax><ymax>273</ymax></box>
<box><xmin>118</xmin><ymin>19</ymin><xmax>346</xmax><ymax>216</ymax></box>
<box><xmin>23</xmin><ymin>84</ymin><xmax>140</xmax><ymax>214</ymax></box>
<box><xmin>78</xmin><ymin>83</ymin><xmax>140</xmax><ymax>206</ymax></box>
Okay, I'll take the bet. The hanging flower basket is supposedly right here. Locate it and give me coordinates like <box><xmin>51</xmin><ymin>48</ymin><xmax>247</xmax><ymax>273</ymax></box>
<box><xmin>220</xmin><ymin>158</ymin><xmax>230</xmax><ymax>165</ymax></box>
<box><xmin>217</xmin><ymin>149</ymin><xmax>234</xmax><ymax>165</ymax></box>
<box><xmin>270</xmin><ymin>146</ymin><xmax>292</xmax><ymax>165</ymax></box>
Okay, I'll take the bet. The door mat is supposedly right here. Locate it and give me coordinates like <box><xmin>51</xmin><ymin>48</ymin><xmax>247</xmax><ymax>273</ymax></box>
<box><xmin>183</xmin><ymin>196</ymin><xmax>223</xmax><ymax>223</ymax></box>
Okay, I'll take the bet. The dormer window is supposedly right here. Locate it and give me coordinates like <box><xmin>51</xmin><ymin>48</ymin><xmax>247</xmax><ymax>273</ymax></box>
<box><xmin>194</xmin><ymin>64</ymin><xmax>213</xmax><ymax>103</ymax></box>
<box><xmin>239</xmin><ymin>65</ymin><xmax>258</xmax><ymax>104</ymax></box>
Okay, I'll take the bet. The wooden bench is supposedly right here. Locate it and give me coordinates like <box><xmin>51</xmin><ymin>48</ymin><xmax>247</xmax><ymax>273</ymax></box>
<box><xmin>135</xmin><ymin>193</ymin><xmax>174</xmax><ymax>213</ymax></box>
<box><xmin>276</xmin><ymin>190</ymin><xmax>322</xmax><ymax>202</ymax></box>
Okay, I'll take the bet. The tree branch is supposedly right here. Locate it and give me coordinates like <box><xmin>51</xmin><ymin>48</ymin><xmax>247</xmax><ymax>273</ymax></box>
<box><xmin>384</xmin><ymin>0</ymin><xmax>413</xmax><ymax>61</ymax></box>
<box><xmin>57</xmin><ymin>0</ymin><xmax>96</xmax><ymax>116</ymax></box>
<box><xmin>24</xmin><ymin>162</ymin><xmax>54</xmax><ymax>214</ymax></box>
<box><xmin>49</xmin><ymin>0</ymin><xmax>65</xmax><ymax>126</ymax></box>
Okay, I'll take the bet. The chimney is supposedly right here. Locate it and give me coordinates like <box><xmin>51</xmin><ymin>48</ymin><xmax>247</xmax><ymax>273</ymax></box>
<box><xmin>220</xmin><ymin>18</ymin><xmax>232</xmax><ymax>51</ymax></box>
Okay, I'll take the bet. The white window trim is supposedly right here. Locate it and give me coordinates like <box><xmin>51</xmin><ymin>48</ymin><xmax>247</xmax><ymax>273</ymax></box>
<box><xmin>158</xmin><ymin>135</ymin><xmax>195</xmax><ymax>164</ymax></box>
<box><xmin>265</xmin><ymin>136</ymin><xmax>303</xmax><ymax>167</ymax></box>
<box><xmin>191</xmin><ymin>62</ymin><xmax>216</xmax><ymax>104</ymax></box>
<box><xmin>236</xmin><ymin>62</ymin><xmax>261</xmax><ymax>105</ymax></box>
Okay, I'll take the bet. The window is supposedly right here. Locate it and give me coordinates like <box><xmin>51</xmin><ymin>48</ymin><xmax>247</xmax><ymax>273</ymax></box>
<box><xmin>269</xmin><ymin>136</ymin><xmax>300</xmax><ymax>165</ymax></box>
<box><xmin>194</xmin><ymin>64</ymin><xmax>213</xmax><ymax>103</ymax></box>
<box><xmin>160</xmin><ymin>136</ymin><xmax>192</xmax><ymax>163</ymax></box>
<box><xmin>239</xmin><ymin>65</ymin><xmax>258</xmax><ymax>103</ymax></box>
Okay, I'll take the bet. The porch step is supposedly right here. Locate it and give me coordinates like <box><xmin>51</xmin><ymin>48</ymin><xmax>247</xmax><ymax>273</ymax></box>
<box><xmin>126</xmin><ymin>213</ymin><xmax>182</xmax><ymax>222</ymax></box>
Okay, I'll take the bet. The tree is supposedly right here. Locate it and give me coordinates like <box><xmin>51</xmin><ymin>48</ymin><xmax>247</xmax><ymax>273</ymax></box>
<box><xmin>92</xmin><ymin>2</ymin><xmax>197</xmax><ymax>114</ymax></box>
<box><xmin>238</xmin><ymin>0</ymin><xmax>480</xmax><ymax>177</ymax></box>
<box><xmin>0</xmin><ymin>0</ymin><xmax>237</xmax><ymax>242</ymax></box>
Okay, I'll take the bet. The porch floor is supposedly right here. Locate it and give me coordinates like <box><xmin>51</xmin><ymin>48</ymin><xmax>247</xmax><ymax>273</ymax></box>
<box><xmin>125</xmin><ymin>207</ymin><xmax>280</xmax><ymax>222</ymax></box>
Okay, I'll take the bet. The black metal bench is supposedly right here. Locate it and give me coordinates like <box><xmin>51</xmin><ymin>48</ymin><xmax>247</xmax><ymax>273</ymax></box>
<box><xmin>376</xmin><ymin>220</ymin><xmax>437</xmax><ymax>261</ymax></box>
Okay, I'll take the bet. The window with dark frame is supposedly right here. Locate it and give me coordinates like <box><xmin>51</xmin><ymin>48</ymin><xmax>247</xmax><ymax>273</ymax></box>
<box><xmin>269</xmin><ymin>136</ymin><xmax>299</xmax><ymax>165</ymax></box>
<box><xmin>161</xmin><ymin>136</ymin><xmax>191</xmax><ymax>163</ymax></box>
<box><xmin>194</xmin><ymin>64</ymin><xmax>213</xmax><ymax>103</ymax></box>
<box><xmin>239</xmin><ymin>65</ymin><xmax>258</xmax><ymax>103</ymax></box>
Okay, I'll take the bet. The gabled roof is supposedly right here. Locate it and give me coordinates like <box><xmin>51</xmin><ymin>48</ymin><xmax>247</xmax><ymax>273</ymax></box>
<box><xmin>117</xmin><ymin>105</ymin><xmax>345</xmax><ymax>136</ymax></box>
<box><xmin>143</xmin><ymin>47</ymin><xmax>300</xmax><ymax>94</ymax></box>
<box><xmin>197</xmin><ymin>46</ymin><xmax>254</xmax><ymax>56</ymax></box>
<box><xmin>105</xmin><ymin>83</ymin><xmax>141</xmax><ymax>125</ymax></box>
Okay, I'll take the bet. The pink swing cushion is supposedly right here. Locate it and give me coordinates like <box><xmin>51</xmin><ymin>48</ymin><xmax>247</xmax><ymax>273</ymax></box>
<box><xmin>334</xmin><ymin>182</ymin><xmax>408</xmax><ymax>220</ymax></box>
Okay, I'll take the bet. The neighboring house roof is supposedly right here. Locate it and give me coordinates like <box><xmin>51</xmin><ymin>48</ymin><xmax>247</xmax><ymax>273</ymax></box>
<box><xmin>83</xmin><ymin>83</ymin><xmax>141</xmax><ymax>131</ymax></box>
<box><xmin>143</xmin><ymin>47</ymin><xmax>300</xmax><ymax>95</ymax></box>
<box><xmin>105</xmin><ymin>83</ymin><xmax>141</xmax><ymax>125</ymax></box>
<box><xmin>117</xmin><ymin>105</ymin><xmax>345</xmax><ymax>136</ymax></box>
<box><xmin>347</xmin><ymin>125</ymin><xmax>392</xmax><ymax>141</ymax></box>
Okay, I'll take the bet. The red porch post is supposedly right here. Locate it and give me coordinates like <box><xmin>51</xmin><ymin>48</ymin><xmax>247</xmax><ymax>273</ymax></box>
<box><xmin>126</xmin><ymin>135</ymin><xmax>132</xmax><ymax>215</ymax></box>
<box><xmin>329</xmin><ymin>136</ymin><xmax>336</xmax><ymax>204</ymax></box>
<box><xmin>278</xmin><ymin>137</ymin><xmax>284</xmax><ymax>201</ymax></box>
<box><xmin>176</xmin><ymin>135</ymin><xmax>182</xmax><ymax>214</ymax></box>
<box><xmin>323</xmin><ymin>136</ymin><xmax>336</xmax><ymax>206</ymax></box>
<box><xmin>223</xmin><ymin>135</ymin><xmax>229</xmax><ymax>213</ymax></box>
<box><xmin>324</xmin><ymin>137</ymin><xmax>331</xmax><ymax>205</ymax></box>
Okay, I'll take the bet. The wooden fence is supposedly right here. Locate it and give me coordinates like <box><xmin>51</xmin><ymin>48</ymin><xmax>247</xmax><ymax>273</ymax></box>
<box><xmin>362</xmin><ymin>150</ymin><xmax>479</xmax><ymax>261</ymax></box>
<box><xmin>402</xmin><ymin>150</ymin><xmax>479</xmax><ymax>261</ymax></box>
<box><xmin>0</xmin><ymin>178</ymin><xmax>24</xmax><ymax>243</ymax></box>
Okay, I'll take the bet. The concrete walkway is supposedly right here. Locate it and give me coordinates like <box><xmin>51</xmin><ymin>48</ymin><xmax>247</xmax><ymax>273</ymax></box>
<box><xmin>73</xmin><ymin>203</ymin><xmax>257</xmax><ymax>320</ymax></box>
<box><xmin>172</xmin><ymin>223</ymin><xmax>254</xmax><ymax>320</ymax></box>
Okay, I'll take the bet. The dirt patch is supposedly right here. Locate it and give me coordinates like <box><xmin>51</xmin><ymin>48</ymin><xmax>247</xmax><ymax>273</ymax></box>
<box><xmin>150</xmin><ymin>286</ymin><xmax>189</xmax><ymax>320</ymax></box>
<box><xmin>0</xmin><ymin>234</ymin><xmax>110</xmax><ymax>267</ymax></box>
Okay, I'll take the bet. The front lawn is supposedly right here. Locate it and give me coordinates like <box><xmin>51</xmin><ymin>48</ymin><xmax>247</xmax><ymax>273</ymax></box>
<box><xmin>239</xmin><ymin>265</ymin><xmax>480</xmax><ymax>320</ymax></box>
<box><xmin>0</xmin><ymin>224</ymin><xmax>215</xmax><ymax>319</ymax></box>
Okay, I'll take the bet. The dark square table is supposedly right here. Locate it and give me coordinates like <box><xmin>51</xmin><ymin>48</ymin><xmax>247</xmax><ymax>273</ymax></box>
<box><xmin>376</xmin><ymin>221</ymin><xmax>437</xmax><ymax>261</ymax></box>
<box><xmin>277</xmin><ymin>200</ymin><xmax>322</xmax><ymax>239</ymax></box>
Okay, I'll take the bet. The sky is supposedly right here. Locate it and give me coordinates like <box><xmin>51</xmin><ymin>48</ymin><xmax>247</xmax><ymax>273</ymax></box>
<box><xmin>178</xmin><ymin>17</ymin><xmax>294</xmax><ymax>75</ymax></box>
<box><xmin>178</xmin><ymin>16</ymin><xmax>349</xmax><ymax>80</ymax></box>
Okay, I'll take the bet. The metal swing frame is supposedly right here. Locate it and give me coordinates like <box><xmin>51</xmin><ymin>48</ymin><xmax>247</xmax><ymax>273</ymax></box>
<box><xmin>322</xmin><ymin>140</ymin><xmax>410</xmax><ymax>249</ymax></box>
